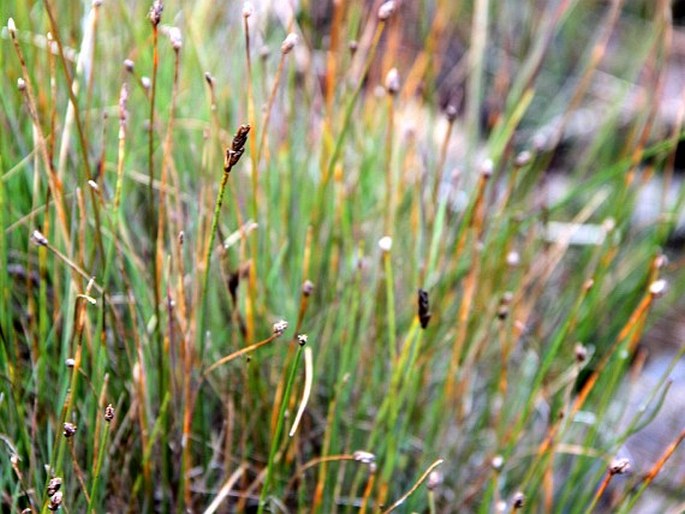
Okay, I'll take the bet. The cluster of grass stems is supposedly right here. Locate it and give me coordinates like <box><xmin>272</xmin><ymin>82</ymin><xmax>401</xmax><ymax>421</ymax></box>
<box><xmin>1</xmin><ymin>0</ymin><xmax>685</xmax><ymax>512</ymax></box>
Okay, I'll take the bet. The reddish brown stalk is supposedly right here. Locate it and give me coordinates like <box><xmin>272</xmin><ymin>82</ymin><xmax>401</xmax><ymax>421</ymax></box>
<box><xmin>444</xmin><ymin>169</ymin><xmax>491</xmax><ymax>402</ymax></box>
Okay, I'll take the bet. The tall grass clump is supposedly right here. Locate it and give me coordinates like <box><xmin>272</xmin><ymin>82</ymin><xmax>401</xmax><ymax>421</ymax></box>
<box><xmin>2</xmin><ymin>0</ymin><xmax>685</xmax><ymax>512</ymax></box>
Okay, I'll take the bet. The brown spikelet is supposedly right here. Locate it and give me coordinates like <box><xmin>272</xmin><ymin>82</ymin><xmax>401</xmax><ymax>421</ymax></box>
<box><xmin>418</xmin><ymin>289</ymin><xmax>431</xmax><ymax>329</ymax></box>
<box><xmin>224</xmin><ymin>124</ymin><xmax>251</xmax><ymax>171</ymax></box>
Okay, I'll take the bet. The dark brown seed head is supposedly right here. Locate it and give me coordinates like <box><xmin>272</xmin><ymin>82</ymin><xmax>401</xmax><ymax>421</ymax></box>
<box><xmin>418</xmin><ymin>289</ymin><xmax>431</xmax><ymax>329</ymax></box>
<box><xmin>224</xmin><ymin>124</ymin><xmax>251</xmax><ymax>172</ymax></box>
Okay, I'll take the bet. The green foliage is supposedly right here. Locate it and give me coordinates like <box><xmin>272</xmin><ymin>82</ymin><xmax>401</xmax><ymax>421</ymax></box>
<box><xmin>0</xmin><ymin>0</ymin><xmax>684</xmax><ymax>512</ymax></box>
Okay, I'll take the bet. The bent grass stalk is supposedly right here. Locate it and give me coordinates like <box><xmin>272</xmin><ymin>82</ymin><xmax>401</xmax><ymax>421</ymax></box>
<box><xmin>257</xmin><ymin>342</ymin><xmax>306</xmax><ymax>514</ymax></box>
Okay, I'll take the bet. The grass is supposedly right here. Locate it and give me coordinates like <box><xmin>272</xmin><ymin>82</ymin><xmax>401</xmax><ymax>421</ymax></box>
<box><xmin>1</xmin><ymin>0</ymin><xmax>685</xmax><ymax>512</ymax></box>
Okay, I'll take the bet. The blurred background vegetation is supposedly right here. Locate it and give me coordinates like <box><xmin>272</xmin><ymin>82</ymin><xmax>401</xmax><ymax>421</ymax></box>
<box><xmin>1</xmin><ymin>0</ymin><xmax>685</xmax><ymax>512</ymax></box>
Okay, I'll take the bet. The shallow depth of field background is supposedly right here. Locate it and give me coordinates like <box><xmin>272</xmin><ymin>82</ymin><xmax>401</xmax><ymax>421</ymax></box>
<box><xmin>1</xmin><ymin>0</ymin><xmax>685</xmax><ymax>513</ymax></box>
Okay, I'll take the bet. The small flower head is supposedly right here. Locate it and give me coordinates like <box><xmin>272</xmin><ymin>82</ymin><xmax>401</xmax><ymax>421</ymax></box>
<box><xmin>378</xmin><ymin>1</ymin><xmax>396</xmax><ymax>21</ymax></box>
<box><xmin>31</xmin><ymin>230</ymin><xmax>48</xmax><ymax>247</ymax></box>
<box><xmin>512</xmin><ymin>491</ymin><xmax>525</xmax><ymax>510</ymax></box>
<box><xmin>272</xmin><ymin>320</ymin><xmax>288</xmax><ymax>337</ymax></box>
<box><xmin>123</xmin><ymin>59</ymin><xmax>135</xmax><ymax>72</ymax></box>
<box><xmin>574</xmin><ymin>343</ymin><xmax>588</xmax><ymax>364</ymax></box>
<box><xmin>48</xmin><ymin>491</ymin><xmax>63</xmax><ymax>511</ymax></box>
<box><xmin>47</xmin><ymin>477</ymin><xmax>62</xmax><ymax>497</ymax></box>
<box><xmin>242</xmin><ymin>1</ymin><xmax>254</xmax><ymax>18</ymax></box>
<box><xmin>225</xmin><ymin>124</ymin><xmax>250</xmax><ymax>171</ymax></box>
<box><xmin>104</xmin><ymin>404</ymin><xmax>115</xmax><ymax>423</ymax></box>
<box><xmin>7</xmin><ymin>18</ymin><xmax>17</xmax><ymax>36</ymax></box>
<box><xmin>385</xmin><ymin>68</ymin><xmax>400</xmax><ymax>95</ymax></box>
<box><xmin>445</xmin><ymin>104</ymin><xmax>458</xmax><ymax>122</ymax></box>
<box><xmin>302</xmin><ymin>280</ymin><xmax>314</xmax><ymax>297</ymax></box>
<box><xmin>427</xmin><ymin>470</ymin><xmax>443</xmax><ymax>491</ymax></box>
<box><xmin>378</xmin><ymin>236</ymin><xmax>392</xmax><ymax>252</ymax></box>
<box><xmin>63</xmin><ymin>422</ymin><xmax>77</xmax><ymax>438</ymax></box>
<box><xmin>148</xmin><ymin>0</ymin><xmax>163</xmax><ymax>27</ymax></box>
<box><xmin>281</xmin><ymin>33</ymin><xmax>298</xmax><ymax>54</ymax></box>
<box><xmin>353</xmin><ymin>450</ymin><xmax>376</xmax><ymax>465</ymax></box>
<box><xmin>297</xmin><ymin>334</ymin><xmax>308</xmax><ymax>346</ymax></box>
<box><xmin>649</xmin><ymin>279</ymin><xmax>667</xmax><ymax>298</ymax></box>
<box><xmin>168</xmin><ymin>26</ymin><xmax>182</xmax><ymax>51</ymax></box>
<box><xmin>609</xmin><ymin>457</ymin><xmax>631</xmax><ymax>475</ymax></box>
<box><xmin>17</xmin><ymin>78</ymin><xmax>26</xmax><ymax>92</ymax></box>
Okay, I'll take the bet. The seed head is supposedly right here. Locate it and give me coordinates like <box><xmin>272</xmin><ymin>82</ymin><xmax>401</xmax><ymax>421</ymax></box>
<box><xmin>225</xmin><ymin>124</ymin><xmax>251</xmax><ymax>171</ymax></box>
<box><xmin>302</xmin><ymin>280</ymin><xmax>314</xmax><ymax>296</ymax></box>
<box><xmin>17</xmin><ymin>78</ymin><xmax>26</xmax><ymax>92</ymax></box>
<box><xmin>148</xmin><ymin>0</ymin><xmax>163</xmax><ymax>27</ymax></box>
<box><xmin>512</xmin><ymin>491</ymin><xmax>525</xmax><ymax>510</ymax></box>
<box><xmin>141</xmin><ymin>76</ymin><xmax>151</xmax><ymax>90</ymax></box>
<box><xmin>427</xmin><ymin>470</ymin><xmax>443</xmax><ymax>491</ymax></box>
<box><xmin>649</xmin><ymin>279</ymin><xmax>667</xmax><ymax>298</ymax></box>
<box><xmin>31</xmin><ymin>230</ymin><xmax>49</xmax><ymax>247</ymax></box>
<box><xmin>445</xmin><ymin>104</ymin><xmax>458</xmax><ymax>122</ymax></box>
<box><xmin>514</xmin><ymin>150</ymin><xmax>532</xmax><ymax>167</ymax></box>
<box><xmin>242</xmin><ymin>1</ymin><xmax>254</xmax><ymax>18</ymax></box>
<box><xmin>297</xmin><ymin>334</ymin><xmax>308</xmax><ymax>346</ymax></box>
<box><xmin>353</xmin><ymin>450</ymin><xmax>376</xmax><ymax>465</ymax></box>
<box><xmin>7</xmin><ymin>18</ymin><xmax>17</xmax><ymax>36</ymax></box>
<box><xmin>47</xmin><ymin>491</ymin><xmax>63</xmax><ymax>511</ymax></box>
<box><xmin>609</xmin><ymin>457</ymin><xmax>631</xmax><ymax>475</ymax></box>
<box><xmin>63</xmin><ymin>422</ymin><xmax>77</xmax><ymax>438</ymax></box>
<box><xmin>574</xmin><ymin>343</ymin><xmax>587</xmax><ymax>364</ymax></box>
<box><xmin>47</xmin><ymin>477</ymin><xmax>62</xmax><ymax>496</ymax></box>
<box><xmin>104</xmin><ymin>404</ymin><xmax>115</xmax><ymax>423</ymax></box>
<box><xmin>168</xmin><ymin>26</ymin><xmax>182</xmax><ymax>51</ymax></box>
<box><xmin>378</xmin><ymin>1</ymin><xmax>396</xmax><ymax>21</ymax></box>
<box><xmin>65</xmin><ymin>358</ymin><xmax>75</xmax><ymax>368</ymax></box>
<box><xmin>378</xmin><ymin>236</ymin><xmax>392</xmax><ymax>252</ymax></box>
<box><xmin>506</xmin><ymin>250</ymin><xmax>520</xmax><ymax>267</ymax></box>
<box><xmin>123</xmin><ymin>59</ymin><xmax>135</xmax><ymax>72</ymax></box>
<box><xmin>480</xmin><ymin>158</ymin><xmax>494</xmax><ymax>178</ymax></box>
<box><xmin>491</xmin><ymin>455</ymin><xmax>504</xmax><ymax>471</ymax></box>
<box><xmin>385</xmin><ymin>68</ymin><xmax>400</xmax><ymax>95</ymax></box>
<box><xmin>281</xmin><ymin>33</ymin><xmax>298</xmax><ymax>54</ymax></box>
<box><xmin>348</xmin><ymin>40</ymin><xmax>358</xmax><ymax>54</ymax></box>
<box><xmin>418</xmin><ymin>289</ymin><xmax>431</xmax><ymax>329</ymax></box>
<box><xmin>272</xmin><ymin>320</ymin><xmax>288</xmax><ymax>337</ymax></box>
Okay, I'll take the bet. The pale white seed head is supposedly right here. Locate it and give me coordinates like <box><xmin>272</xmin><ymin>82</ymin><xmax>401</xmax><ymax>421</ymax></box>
<box><xmin>273</xmin><ymin>319</ymin><xmax>288</xmax><ymax>336</ymax></box>
<box><xmin>650</xmin><ymin>279</ymin><xmax>667</xmax><ymax>298</ymax></box>
<box><xmin>385</xmin><ymin>67</ymin><xmax>400</xmax><ymax>95</ymax></box>
<box><xmin>378</xmin><ymin>236</ymin><xmax>392</xmax><ymax>252</ymax></box>
<box><xmin>609</xmin><ymin>457</ymin><xmax>631</xmax><ymax>475</ymax></box>
<box><xmin>481</xmin><ymin>158</ymin><xmax>494</xmax><ymax>177</ymax></box>
<box><xmin>168</xmin><ymin>26</ymin><xmax>182</xmax><ymax>50</ymax></box>
<box><xmin>281</xmin><ymin>33</ymin><xmax>298</xmax><ymax>54</ymax></box>
<box><xmin>353</xmin><ymin>450</ymin><xmax>376</xmax><ymax>464</ymax></box>
<box><xmin>377</xmin><ymin>1</ymin><xmax>396</xmax><ymax>21</ymax></box>
<box><xmin>506</xmin><ymin>251</ymin><xmax>520</xmax><ymax>267</ymax></box>
<box><xmin>242</xmin><ymin>1</ymin><xmax>254</xmax><ymax>18</ymax></box>
<box><xmin>7</xmin><ymin>17</ymin><xmax>16</xmax><ymax>35</ymax></box>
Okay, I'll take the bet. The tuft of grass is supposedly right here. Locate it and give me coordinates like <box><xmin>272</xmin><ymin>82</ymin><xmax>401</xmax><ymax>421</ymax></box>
<box><xmin>1</xmin><ymin>0</ymin><xmax>685</xmax><ymax>512</ymax></box>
